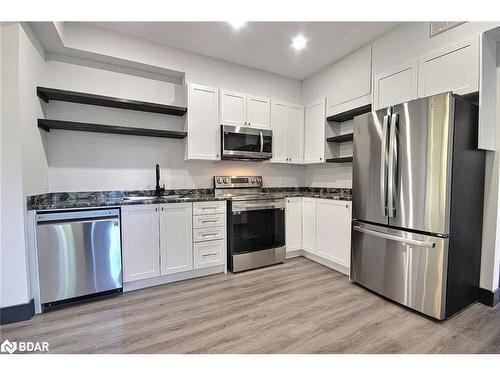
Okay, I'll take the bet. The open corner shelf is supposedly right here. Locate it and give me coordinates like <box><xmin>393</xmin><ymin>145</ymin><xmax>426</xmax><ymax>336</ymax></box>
<box><xmin>38</xmin><ymin>119</ymin><xmax>187</xmax><ymax>139</ymax></box>
<box><xmin>326</xmin><ymin>104</ymin><xmax>372</xmax><ymax>123</ymax></box>
<box><xmin>37</xmin><ymin>86</ymin><xmax>187</xmax><ymax>116</ymax></box>
<box><xmin>326</xmin><ymin>156</ymin><xmax>353</xmax><ymax>163</ymax></box>
<box><xmin>326</xmin><ymin>133</ymin><xmax>353</xmax><ymax>143</ymax></box>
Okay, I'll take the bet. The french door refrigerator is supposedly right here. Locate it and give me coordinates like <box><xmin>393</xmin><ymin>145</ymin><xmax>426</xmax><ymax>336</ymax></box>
<box><xmin>351</xmin><ymin>92</ymin><xmax>485</xmax><ymax>320</ymax></box>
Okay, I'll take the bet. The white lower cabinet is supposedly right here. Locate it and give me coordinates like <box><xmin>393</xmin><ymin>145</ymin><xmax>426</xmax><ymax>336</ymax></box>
<box><xmin>301</xmin><ymin>198</ymin><xmax>317</xmax><ymax>254</ymax></box>
<box><xmin>122</xmin><ymin>205</ymin><xmax>161</xmax><ymax>282</ymax></box>
<box><xmin>285</xmin><ymin>197</ymin><xmax>302</xmax><ymax>252</ymax></box>
<box><xmin>159</xmin><ymin>203</ymin><xmax>193</xmax><ymax>275</ymax></box>
<box><xmin>194</xmin><ymin>239</ymin><xmax>225</xmax><ymax>269</ymax></box>
<box><xmin>192</xmin><ymin>201</ymin><xmax>226</xmax><ymax>270</ymax></box>
<box><xmin>122</xmin><ymin>201</ymin><xmax>226</xmax><ymax>287</ymax></box>
<box><xmin>315</xmin><ymin>199</ymin><xmax>352</xmax><ymax>268</ymax></box>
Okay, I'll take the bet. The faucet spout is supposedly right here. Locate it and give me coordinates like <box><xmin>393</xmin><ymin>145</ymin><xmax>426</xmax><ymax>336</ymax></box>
<box><xmin>155</xmin><ymin>164</ymin><xmax>165</xmax><ymax>196</ymax></box>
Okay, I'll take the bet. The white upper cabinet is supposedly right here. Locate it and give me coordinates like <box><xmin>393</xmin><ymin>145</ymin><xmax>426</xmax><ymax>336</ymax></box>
<box><xmin>478</xmin><ymin>32</ymin><xmax>497</xmax><ymax>151</ymax></box>
<box><xmin>304</xmin><ymin>98</ymin><xmax>326</xmax><ymax>164</ymax></box>
<box><xmin>219</xmin><ymin>89</ymin><xmax>247</xmax><ymax>126</ymax></box>
<box><xmin>186</xmin><ymin>84</ymin><xmax>220</xmax><ymax>160</ymax></box>
<box><xmin>373</xmin><ymin>60</ymin><xmax>419</xmax><ymax>110</ymax></box>
<box><xmin>247</xmin><ymin>95</ymin><xmax>271</xmax><ymax>129</ymax></box>
<box><xmin>270</xmin><ymin>100</ymin><xmax>288</xmax><ymax>163</ymax></box>
<box><xmin>159</xmin><ymin>203</ymin><xmax>193</xmax><ymax>275</ymax></box>
<box><xmin>286</xmin><ymin>197</ymin><xmax>302</xmax><ymax>252</ymax></box>
<box><xmin>315</xmin><ymin>199</ymin><xmax>352</xmax><ymax>268</ymax></box>
<box><xmin>121</xmin><ymin>205</ymin><xmax>161</xmax><ymax>282</ymax></box>
<box><xmin>288</xmin><ymin>104</ymin><xmax>305</xmax><ymax>164</ymax></box>
<box><xmin>327</xmin><ymin>44</ymin><xmax>372</xmax><ymax>117</ymax></box>
<box><xmin>418</xmin><ymin>36</ymin><xmax>480</xmax><ymax>97</ymax></box>
<box><xmin>270</xmin><ymin>100</ymin><xmax>304</xmax><ymax>164</ymax></box>
<box><xmin>220</xmin><ymin>89</ymin><xmax>271</xmax><ymax>129</ymax></box>
<box><xmin>302</xmin><ymin>198</ymin><xmax>317</xmax><ymax>254</ymax></box>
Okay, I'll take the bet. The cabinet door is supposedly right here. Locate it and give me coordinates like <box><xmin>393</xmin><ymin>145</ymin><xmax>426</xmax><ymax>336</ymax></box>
<box><xmin>373</xmin><ymin>60</ymin><xmax>419</xmax><ymax>110</ymax></box>
<box><xmin>159</xmin><ymin>203</ymin><xmax>193</xmax><ymax>275</ymax></box>
<box><xmin>288</xmin><ymin>104</ymin><xmax>304</xmax><ymax>164</ymax></box>
<box><xmin>270</xmin><ymin>100</ymin><xmax>288</xmax><ymax>163</ymax></box>
<box><xmin>286</xmin><ymin>197</ymin><xmax>302</xmax><ymax>252</ymax></box>
<box><xmin>302</xmin><ymin>198</ymin><xmax>317</xmax><ymax>254</ymax></box>
<box><xmin>220</xmin><ymin>89</ymin><xmax>247</xmax><ymax>126</ymax></box>
<box><xmin>418</xmin><ymin>36</ymin><xmax>479</xmax><ymax>97</ymax></box>
<box><xmin>187</xmin><ymin>84</ymin><xmax>220</xmax><ymax>160</ymax></box>
<box><xmin>327</xmin><ymin>44</ymin><xmax>372</xmax><ymax>116</ymax></box>
<box><xmin>247</xmin><ymin>95</ymin><xmax>271</xmax><ymax>129</ymax></box>
<box><xmin>121</xmin><ymin>205</ymin><xmax>160</xmax><ymax>282</ymax></box>
<box><xmin>304</xmin><ymin>99</ymin><xmax>326</xmax><ymax>164</ymax></box>
<box><xmin>316</xmin><ymin>199</ymin><xmax>351</xmax><ymax>268</ymax></box>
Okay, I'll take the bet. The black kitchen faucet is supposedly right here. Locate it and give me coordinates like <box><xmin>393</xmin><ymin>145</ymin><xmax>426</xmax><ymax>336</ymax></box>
<box><xmin>155</xmin><ymin>164</ymin><xmax>166</xmax><ymax>196</ymax></box>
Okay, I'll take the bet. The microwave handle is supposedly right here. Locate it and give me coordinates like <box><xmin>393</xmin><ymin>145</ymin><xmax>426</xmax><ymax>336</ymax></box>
<box><xmin>259</xmin><ymin>131</ymin><xmax>263</xmax><ymax>153</ymax></box>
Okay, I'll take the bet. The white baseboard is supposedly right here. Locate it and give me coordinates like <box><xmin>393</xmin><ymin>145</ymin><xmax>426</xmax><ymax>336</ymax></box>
<box><xmin>286</xmin><ymin>249</ymin><xmax>349</xmax><ymax>276</ymax></box>
<box><xmin>123</xmin><ymin>265</ymin><xmax>225</xmax><ymax>292</ymax></box>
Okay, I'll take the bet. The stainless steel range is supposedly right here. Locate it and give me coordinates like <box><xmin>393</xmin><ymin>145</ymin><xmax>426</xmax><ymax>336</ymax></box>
<box><xmin>214</xmin><ymin>176</ymin><xmax>286</xmax><ymax>273</ymax></box>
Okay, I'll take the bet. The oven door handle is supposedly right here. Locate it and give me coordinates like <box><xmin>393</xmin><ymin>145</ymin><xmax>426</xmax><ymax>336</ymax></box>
<box><xmin>259</xmin><ymin>131</ymin><xmax>264</xmax><ymax>154</ymax></box>
<box><xmin>232</xmin><ymin>200</ymin><xmax>285</xmax><ymax>212</ymax></box>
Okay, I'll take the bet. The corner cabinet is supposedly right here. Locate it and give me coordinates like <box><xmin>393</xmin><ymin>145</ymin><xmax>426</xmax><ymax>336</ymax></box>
<box><xmin>159</xmin><ymin>203</ymin><xmax>193</xmax><ymax>275</ymax></box>
<box><xmin>270</xmin><ymin>100</ymin><xmax>304</xmax><ymax>164</ymax></box>
<box><xmin>285</xmin><ymin>197</ymin><xmax>302</xmax><ymax>252</ymax></box>
<box><xmin>186</xmin><ymin>84</ymin><xmax>220</xmax><ymax>160</ymax></box>
<box><xmin>304</xmin><ymin>98</ymin><xmax>327</xmax><ymax>164</ymax></box>
<box><xmin>122</xmin><ymin>205</ymin><xmax>161</xmax><ymax>282</ymax></box>
<box><xmin>302</xmin><ymin>197</ymin><xmax>317</xmax><ymax>254</ymax></box>
<box><xmin>327</xmin><ymin>44</ymin><xmax>372</xmax><ymax>117</ymax></box>
<box><xmin>315</xmin><ymin>199</ymin><xmax>352</xmax><ymax>268</ymax></box>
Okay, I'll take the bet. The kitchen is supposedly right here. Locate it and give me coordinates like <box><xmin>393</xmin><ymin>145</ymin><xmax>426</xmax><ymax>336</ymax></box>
<box><xmin>1</xmin><ymin>9</ymin><xmax>500</xmax><ymax>371</ymax></box>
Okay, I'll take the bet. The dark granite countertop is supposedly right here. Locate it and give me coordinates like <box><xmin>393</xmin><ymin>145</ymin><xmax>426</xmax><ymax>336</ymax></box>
<box><xmin>27</xmin><ymin>187</ymin><xmax>351</xmax><ymax>211</ymax></box>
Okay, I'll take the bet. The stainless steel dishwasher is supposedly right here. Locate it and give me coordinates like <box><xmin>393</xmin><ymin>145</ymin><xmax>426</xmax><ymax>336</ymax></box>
<box><xmin>36</xmin><ymin>208</ymin><xmax>122</xmax><ymax>310</ymax></box>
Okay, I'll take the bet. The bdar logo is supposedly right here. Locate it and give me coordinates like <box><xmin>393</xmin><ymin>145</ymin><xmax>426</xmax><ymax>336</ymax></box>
<box><xmin>1</xmin><ymin>339</ymin><xmax>17</xmax><ymax>354</ymax></box>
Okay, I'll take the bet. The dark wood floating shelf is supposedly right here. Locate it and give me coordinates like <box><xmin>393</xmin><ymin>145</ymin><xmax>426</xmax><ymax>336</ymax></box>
<box><xmin>326</xmin><ymin>156</ymin><xmax>353</xmax><ymax>163</ymax></box>
<box><xmin>327</xmin><ymin>104</ymin><xmax>372</xmax><ymax>123</ymax></box>
<box><xmin>326</xmin><ymin>133</ymin><xmax>353</xmax><ymax>143</ymax></box>
<box><xmin>38</xmin><ymin>119</ymin><xmax>187</xmax><ymax>139</ymax></box>
<box><xmin>37</xmin><ymin>86</ymin><xmax>187</xmax><ymax>116</ymax></box>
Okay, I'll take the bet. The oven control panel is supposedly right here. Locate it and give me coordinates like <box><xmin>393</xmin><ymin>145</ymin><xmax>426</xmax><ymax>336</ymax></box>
<box><xmin>214</xmin><ymin>176</ymin><xmax>263</xmax><ymax>189</ymax></box>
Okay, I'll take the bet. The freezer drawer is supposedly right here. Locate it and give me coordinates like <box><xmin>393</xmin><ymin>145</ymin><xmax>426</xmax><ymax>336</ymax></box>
<box><xmin>351</xmin><ymin>222</ymin><xmax>448</xmax><ymax>319</ymax></box>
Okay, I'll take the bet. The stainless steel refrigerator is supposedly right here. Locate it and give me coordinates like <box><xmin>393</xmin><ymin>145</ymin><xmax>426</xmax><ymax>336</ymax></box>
<box><xmin>351</xmin><ymin>92</ymin><xmax>485</xmax><ymax>320</ymax></box>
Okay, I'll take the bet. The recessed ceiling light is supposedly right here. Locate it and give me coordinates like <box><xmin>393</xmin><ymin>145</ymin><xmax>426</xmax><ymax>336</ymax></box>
<box><xmin>291</xmin><ymin>35</ymin><xmax>308</xmax><ymax>51</ymax></box>
<box><xmin>228</xmin><ymin>21</ymin><xmax>247</xmax><ymax>30</ymax></box>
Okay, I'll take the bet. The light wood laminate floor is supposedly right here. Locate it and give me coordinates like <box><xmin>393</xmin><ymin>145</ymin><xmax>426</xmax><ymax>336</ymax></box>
<box><xmin>1</xmin><ymin>257</ymin><xmax>499</xmax><ymax>353</ymax></box>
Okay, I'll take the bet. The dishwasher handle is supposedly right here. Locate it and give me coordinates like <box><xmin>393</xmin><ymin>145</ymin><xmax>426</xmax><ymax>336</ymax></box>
<box><xmin>36</xmin><ymin>209</ymin><xmax>120</xmax><ymax>223</ymax></box>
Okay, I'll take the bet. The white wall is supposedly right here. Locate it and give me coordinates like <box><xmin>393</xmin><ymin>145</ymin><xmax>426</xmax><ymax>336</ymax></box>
<box><xmin>42</xmin><ymin>59</ymin><xmax>305</xmax><ymax>191</ymax></box>
<box><xmin>302</xmin><ymin>22</ymin><xmax>500</xmax><ymax>189</ymax></box>
<box><xmin>0</xmin><ymin>23</ymin><xmax>38</xmax><ymax>307</ymax></box>
<box><xmin>51</xmin><ymin>22</ymin><xmax>303</xmax><ymax>104</ymax></box>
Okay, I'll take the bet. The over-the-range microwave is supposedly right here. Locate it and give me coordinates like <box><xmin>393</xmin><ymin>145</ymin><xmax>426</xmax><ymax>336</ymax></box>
<box><xmin>221</xmin><ymin>125</ymin><xmax>272</xmax><ymax>161</ymax></box>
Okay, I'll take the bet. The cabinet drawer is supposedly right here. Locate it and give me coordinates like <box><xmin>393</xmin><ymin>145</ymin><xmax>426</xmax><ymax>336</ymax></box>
<box><xmin>194</xmin><ymin>239</ymin><xmax>225</xmax><ymax>269</ymax></box>
<box><xmin>193</xmin><ymin>213</ymin><xmax>226</xmax><ymax>228</ymax></box>
<box><xmin>193</xmin><ymin>201</ymin><xmax>226</xmax><ymax>215</ymax></box>
<box><xmin>193</xmin><ymin>226</ymin><xmax>225</xmax><ymax>242</ymax></box>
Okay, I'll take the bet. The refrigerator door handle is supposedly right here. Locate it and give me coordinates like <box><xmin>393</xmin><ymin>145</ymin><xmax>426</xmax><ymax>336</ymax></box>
<box><xmin>380</xmin><ymin>114</ymin><xmax>390</xmax><ymax>216</ymax></box>
<box><xmin>387</xmin><ymin>113</ymin><xmax>399</xmax><ymax>218</ymax></box>
<box><xmin>353</xmin><ymin>226</ymin><xmax>436</xmax><ymax>248</ymax></box>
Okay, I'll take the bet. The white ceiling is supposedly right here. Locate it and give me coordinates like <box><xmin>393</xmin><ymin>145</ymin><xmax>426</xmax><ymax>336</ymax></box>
<box><xmin>87</xmin><ymin>22</ymin><xmax>400</xmax><ymax>80</ymax></box>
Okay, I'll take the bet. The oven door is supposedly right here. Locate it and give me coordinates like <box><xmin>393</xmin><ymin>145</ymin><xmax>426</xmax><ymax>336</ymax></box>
<box><xmin>230</xmin><ymin>199</ymin><xmax>285</xmax><ymax>254</ymax></box>
<box><xmin>221</xmin><ymin>125</ymin><xmax>272</xmax><ymax>160</ymax></box>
